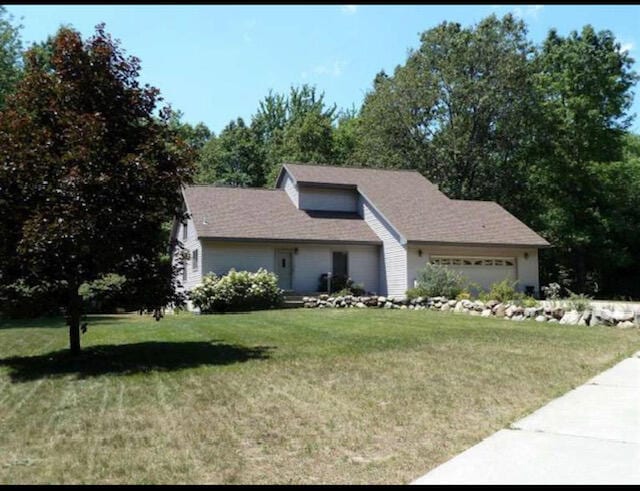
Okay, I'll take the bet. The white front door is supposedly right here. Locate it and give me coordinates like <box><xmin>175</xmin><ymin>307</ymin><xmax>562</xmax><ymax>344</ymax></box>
<box><xmin>276</xmin><ymin>251</ymin><xmax>293</xmax><ymax>290</ymax></box>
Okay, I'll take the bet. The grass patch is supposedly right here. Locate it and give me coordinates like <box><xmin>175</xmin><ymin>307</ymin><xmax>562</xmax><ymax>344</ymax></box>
<box><xmin>0</xmin><ymin>309</ymin><xmax>638</xmax><ymax>484</ymax></box>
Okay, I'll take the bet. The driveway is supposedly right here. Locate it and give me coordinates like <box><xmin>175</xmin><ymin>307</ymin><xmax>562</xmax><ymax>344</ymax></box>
<box><xmin>412</xmin><ymin>351</ymin><xmax>640</xmax><ymax>485</ymax></box>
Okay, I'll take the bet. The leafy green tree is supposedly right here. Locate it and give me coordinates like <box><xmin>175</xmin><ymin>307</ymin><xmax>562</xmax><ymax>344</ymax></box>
<box><xmin>355</xmin><ymin>14</ymin><xmax>538</xmax><ymax>213</ymax></box>
<box><xmin>332</xmin><ymin>106</ymin><xmax>361</xmax><ymax>165</ymax></box>
<box><xmin>251</xmin><ymin>84</ymin><xmax>337</xmax><ymax>184</ymax></box>
<box><xmin>0</xmin><ymin>25</ymin><xmax>194</xmax><ymax>353</ymax></box>
<box><xmin>168</xmin><ymin>110</ymin><xmax>212</xmax><ymax>152</ymax></box>
<box><xmin>197</xmin><ymin>117</ymin><xmax>266</xmax><ymax>186</ymax></box>
<box><xmin>0</xmin><ymin>6</ymin><xmax>23</xmax><ymax>108</ymax></box>
<box><xmin>533</xmin><ymin>26</ymin><xmax>638</xmax><ymax>293</ymax></box>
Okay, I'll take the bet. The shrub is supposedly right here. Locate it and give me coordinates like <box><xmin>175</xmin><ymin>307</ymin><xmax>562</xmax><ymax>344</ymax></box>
<box><xmin>318</xmin><ymin>273</ymin><xmax>365</xmax><ymax>295</ymax></box>
<box><xmin>565</xmin><ymin>291</ymin><xmax>592</xmax><ymax>312</ymax></box>
<box><xmin>486</xmin><ymin>279</ymin><xmax>520</xmax><ymax>302</ymax></box>
<box><xmin>411</xmin><ymin>263</ymin><xmax>467</xmax><ymax>299</ymax></box>
<box><xmin>541</xmin><ymin>282</ymin><xmax>562</xmax><ymax>300</ymax></box>
<box><xmin>79</xmin><ymin>273</ymin><xmax>127</xmax><ymax>313</ymax></box>
<box><xmin>456</xmin><ymin>289</ymin><xmax>472</xmax><ymax>301</ymax></box>
<box><xmin>406</xmin><ymin>286</ymin><xmax>428</xmax><ymax>300</ymax></box>
<box><xmin>189</xmin><ymin>269</ymin><xmax>284</xmax><ymax>313</ymax></box>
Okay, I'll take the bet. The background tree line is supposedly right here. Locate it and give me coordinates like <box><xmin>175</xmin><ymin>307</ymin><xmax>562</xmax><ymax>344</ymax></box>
<box><xmin>175</xmin><ymin>14</ymin><xmax>639</xmax><ymax>299</ymax></box>
<box><xmin>2</xmin><ymin>10</ymin><xmax>639</xmax><ymax>300</ymax></box>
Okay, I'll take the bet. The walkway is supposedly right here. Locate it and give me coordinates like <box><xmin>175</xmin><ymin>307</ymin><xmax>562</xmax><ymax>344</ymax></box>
<box><xmin>412</xmin><ymin>351</ymin><xmax>640</xmax><ymax>485</ymax></box>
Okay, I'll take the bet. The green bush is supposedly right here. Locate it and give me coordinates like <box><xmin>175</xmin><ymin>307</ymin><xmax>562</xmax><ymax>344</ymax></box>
<box><xmin>486</xmin><ymin>279</ymin><xmax>520</xmax><ymax>302</ymax></box>
<box><xmin>565</xmin><ymin>291</ymin><xmax>592</xmax><ymax>312</ymax></box>
<box><xmin>79</xmin><ymin>273</ymin><xmax>127</xmax><ymax>313</ymax></box>
<box><xmin>406</xmin><ymin>286</ymin><xmax>428</xmax><ymax>300</ymax></box>
<box><xmin>410</xmin><ymin>263</ymin><xmax>467</xmax><ymax>299</ymax></box>
<box><xmin>189</xmin><ymin>269</ymin><xmax>284</xmax><ymax>313</ymax></box>
<box><xmin>318</xmin><ymin>273</ymin><xmax>365</xmax><ymax>295</ymax></box>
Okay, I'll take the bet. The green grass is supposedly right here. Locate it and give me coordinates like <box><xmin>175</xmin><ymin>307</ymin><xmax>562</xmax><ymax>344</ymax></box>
<box><xmin>1</xmin><ymin>309</ymin><xmax>638</xmax><ymax>484</ymax></box>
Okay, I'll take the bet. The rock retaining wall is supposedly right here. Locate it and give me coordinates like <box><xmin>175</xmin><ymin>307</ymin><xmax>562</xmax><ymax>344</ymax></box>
<box><xmin>301</xmin><ymin>295</ymin><xmax>640</xmax><ymax>328</ymax></box>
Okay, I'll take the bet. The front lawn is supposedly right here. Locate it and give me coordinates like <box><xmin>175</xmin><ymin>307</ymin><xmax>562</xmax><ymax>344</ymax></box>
<box><xmin>1</xmin><ymin>309</ymin><xmax>638</xmax><ymax>484</ymax></box>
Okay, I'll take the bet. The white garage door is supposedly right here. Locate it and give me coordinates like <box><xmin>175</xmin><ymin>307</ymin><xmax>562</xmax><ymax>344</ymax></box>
<box><xmin>431</xmin><ymin>256</ymin><xmax>516</xmax><ymax>291</ymax></box>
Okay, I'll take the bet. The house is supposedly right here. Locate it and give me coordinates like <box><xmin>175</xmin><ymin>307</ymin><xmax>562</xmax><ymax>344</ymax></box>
<box><xmin>171</xmin><ymin>163</ymin><xmax>550</xmax><ymax>301</ymax></box>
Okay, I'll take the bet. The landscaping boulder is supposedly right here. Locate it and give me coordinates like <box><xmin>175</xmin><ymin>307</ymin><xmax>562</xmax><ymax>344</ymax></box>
<box><xmin>356</xmin><ymin>302</ymin><xmax>366</xmax><ymax>308</ymax></box>
<box><xmin>441</xmin><ymin>304</ymin><xmax>451</xmax><ymax>312</ymax></box>
<box><xmin>559</xmin><ymin>310</ymin><xmax>581</xmax><ymax>325</ymax></box>
<box><xmin>579</xmin><ymin>310</ymin><xmax>592</xmax><ymax>326</ymax></box>
<box><xmin>535</xmin><ymin>315</ymin><xmax>547</xmax><ymax>322</ymax></box>
<box><xmin>595</xmin><ymin>309</ymin><xmax>614</xmax><ymax>326</ymax></box>
<box><xmin>612</xmin><ymin>311</ymin><xmax>634</xmax><ymax>323</ymax></box>
<box><xmin>495</xmin><ymin>304</ymin><xmax>506</xmax><ymax>318</ymax></box>
<box><xmin>617</xmin><ymin>320</ymin><xmax>636</xmax><ymax>329</ymax></box>
<box><xmin>481</xmin><ymin>309</ymin><xmax>492</xmax><ymax>317</ymax></box>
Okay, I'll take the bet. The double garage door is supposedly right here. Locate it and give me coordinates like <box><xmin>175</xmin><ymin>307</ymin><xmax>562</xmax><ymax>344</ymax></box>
<box><xmin>430</xmin><ymin>256</ymin><xmax>516</xmax><ymax>291</ymax></box>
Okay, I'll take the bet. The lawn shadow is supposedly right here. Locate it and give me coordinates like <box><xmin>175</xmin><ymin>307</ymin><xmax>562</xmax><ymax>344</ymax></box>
<box><xmin>0</xmin><ymin>341</ymin><xmax>274</xmax><ymax>383</ymax></box>
<box><xmin>0</xmin><ymin>314</ymin><xmax>133</xmax><ymax>330</ymax></box>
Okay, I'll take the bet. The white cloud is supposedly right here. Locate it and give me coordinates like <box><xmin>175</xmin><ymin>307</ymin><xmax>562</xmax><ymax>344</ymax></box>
<box><xmin>340</xmin><ymin>5</ymin><xmax>358</xmax><ymax>15</ymax></box>
<box><xmin>493</xmin><ymin>4</ymin><xmax>544</xmax><ymax>20</ymax></box>
<box><xmin>313</xmin><ymin>59</ymin><xmax>347</xmax><ymax>77</ymax></box>
<box><xmin>242</xmin><ymin>18</ymin><xmax>257</xmax><ymax>45</ymax></box>
<box><xmin>620</xmin><ymin>41</ymin><xmax>635</xmax><ymax>53</ymax></box>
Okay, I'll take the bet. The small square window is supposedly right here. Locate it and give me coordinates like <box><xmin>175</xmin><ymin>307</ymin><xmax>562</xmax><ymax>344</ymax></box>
<box><xmin>183</xmin><ymin>223</ymin><xmax>188</xmax><ymax>240</ymax></box>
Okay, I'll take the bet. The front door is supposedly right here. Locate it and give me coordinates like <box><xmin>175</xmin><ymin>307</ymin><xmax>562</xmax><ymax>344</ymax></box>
<box><xmin>276</xmin><ymin>251</ymin><xmax>293</xmax><ymax>290</ymax></box>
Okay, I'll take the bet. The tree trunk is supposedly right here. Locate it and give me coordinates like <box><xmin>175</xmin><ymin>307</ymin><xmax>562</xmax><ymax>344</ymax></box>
<box><xmin>67</xmin><ymin>290</ymin><xmax>82</xmax><ymax>355</ymax></box>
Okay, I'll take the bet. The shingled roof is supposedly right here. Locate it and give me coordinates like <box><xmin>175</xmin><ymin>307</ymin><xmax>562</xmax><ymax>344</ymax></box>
<box><xmin>182</xmin><ymin>186</ymin><xmax>381</xmax><ymax>244</ymax></box>
<box><xmin>280</xmin><ymin>163</ymin><xmax>550</xmax><ymax>247</ymax></box>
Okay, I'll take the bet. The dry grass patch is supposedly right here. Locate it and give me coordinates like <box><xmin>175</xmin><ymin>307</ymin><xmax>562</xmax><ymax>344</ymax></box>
<box><xmin>1</xmin><ymin>309</ymin><xmax>638</xmax><ymax>484</ymax></box>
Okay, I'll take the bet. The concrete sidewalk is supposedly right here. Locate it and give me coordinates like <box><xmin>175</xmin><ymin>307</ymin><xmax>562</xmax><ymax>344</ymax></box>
<box><xmin>412</xmin><ymin>351</ymin><xmax>640</xmax><ymax>485</ymax></box>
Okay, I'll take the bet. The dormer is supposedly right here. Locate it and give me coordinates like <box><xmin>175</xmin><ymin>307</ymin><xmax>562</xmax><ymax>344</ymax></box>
<box><xmin>276</xmin><ymin>165</ymin><xmax>359</xmax><ymax>213</ymax></box>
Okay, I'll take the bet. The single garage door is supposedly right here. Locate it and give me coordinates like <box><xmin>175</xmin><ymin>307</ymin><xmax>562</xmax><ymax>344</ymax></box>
<box><xmin>430</xmin><ymin>256</ymin><xmax>516</xmax><ymax>292</ymax></box>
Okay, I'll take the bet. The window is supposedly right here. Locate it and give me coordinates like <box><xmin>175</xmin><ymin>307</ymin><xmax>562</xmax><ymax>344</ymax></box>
<box><xmin>183</xmin><ymin>222</ymin><xmax>188</xmax><ymax>240</ymax></box>
<box><xmin>192</xmin><ymin>249</ymin><xmax>198</xmax><ymax>271</ymax></box>
<box><xmin>182</xmin><ymin>262</ymin><xmax>187</xmax><ymax>282</ymax></box>
<box><xmin>332</xmin><ymin>251</ymin><xmax>348</xmax><ymax>277</ymax></box>
<box><xmin>431</xmin><ymin>256</ymin><xmax>516</xmax><ymax>267</ymax></box>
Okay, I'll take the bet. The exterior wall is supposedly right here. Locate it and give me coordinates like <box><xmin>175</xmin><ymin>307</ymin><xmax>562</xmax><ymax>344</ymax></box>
<box><xmin>407</xmin><ymin>246</ymin><xmax>430</xmax><ymax>289</ymax></box>
<box><xmin>200</xmin><ymin>240</ymin><xmax>380</xmax><ymax>294</ymax></box>
<box><xmin>173</xmin><ymin>215</ymin><xmax>202</xmax><ymax>292</ymax></box>
<box><xmin>407</xmin><ymin>244</ymin><xmax>540</xmax><ymax>295</ymax></box>
<box><xmin>298</xmin><ymin>187</ymin><xmax>358</xmax><ymax>212</ymax></box>
<box><xmin>281</xmin><ymin>172</ymin><xmax>299</xmax><ymax>208</ymax></box>
<box><xmin>360</xmin><ymin>197</ymin><xmax>407</xmax><ymax>296</ymax></box>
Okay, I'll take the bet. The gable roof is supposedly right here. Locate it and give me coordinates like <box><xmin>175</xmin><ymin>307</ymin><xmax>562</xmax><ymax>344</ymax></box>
<box><xmin>279</xmin><ymin>163</ymin><xmax>550</xmax><ymax>248</ymax></box>
<box><xmin>182</xmin><ymin>185</ymin><xmax>381</xmax><ymax>245</ymax></box>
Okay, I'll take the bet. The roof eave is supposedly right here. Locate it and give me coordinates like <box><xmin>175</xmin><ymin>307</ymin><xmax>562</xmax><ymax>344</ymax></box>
<box><xmin>199</xmin><ymin>236</ymin><xmax>382</xmax><ymax>246</ymax></box>
<box><xmin>406</xmin><ymin>240</ymin><xmax>551</xmax><ymax>249</ymax></box>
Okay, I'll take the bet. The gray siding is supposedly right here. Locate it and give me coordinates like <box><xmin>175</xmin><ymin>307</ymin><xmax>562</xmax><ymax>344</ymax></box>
<box><xmin>360</xmin><ymin>197</ymin><xmax>407</xmax><ymax>296</ymax></box>
<box><xmin>200</xmin><ymin>241</ymin><xmax>379</xmax><ymax>294</ymax></box>
<box><xmin>173</xmin><ymin>215</ymin><xmax>202</xmax><ymax>292</ymax></box>
<box><xmin>281</xmin><ymin>172</ymin><xmax>299</xmax><ymax>208</ymax></box>
<box><xmin>298</xmin><ymin>187</ymin><xmax>358</xmax><ymax>212</ymax></box>
<box><xmin>413</xmin><ymin>245</ymin><xmax>540</xmax><ymax>295</ymax></box>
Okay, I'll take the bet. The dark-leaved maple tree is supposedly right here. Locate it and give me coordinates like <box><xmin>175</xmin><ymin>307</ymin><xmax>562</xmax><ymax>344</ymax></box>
<box><xmin>0</xmin><ymin>25</ymin><xmax>194</xmax><ymax>354</ymax></box>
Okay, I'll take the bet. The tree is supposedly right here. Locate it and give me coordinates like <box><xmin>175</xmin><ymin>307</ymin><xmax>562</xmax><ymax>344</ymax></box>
<box><xmin>0</xmin><ymin>6</ymin><xmax>23</xmax><ymax>108</ymax></box>
<box><xmin>355</xmin><ymin>14</ymin><xmax>538</xmax><ymax>214</ymax></box>
<box><xmin>0</xmin><ymin>25</ymin><xmax>195</xmax><ymax>354</ymax></box>
<box><xmin>251</xmin><ymin>84</ymin><xmax>337</xmax><ymax>184</ymax></box>
<box><xmin>532</xmin><ymin>26</ymin><xmax>638</xmax><ymax>293</ymax></box>
<box><xmin>168</xmin><ymin>110</ymin><xmax>212</xmax><ymax>152</ymax></box>
<box><xmin>197</xmin><ymin>118</ymin><xmax>266</xmax><ymax>186</ymax></box>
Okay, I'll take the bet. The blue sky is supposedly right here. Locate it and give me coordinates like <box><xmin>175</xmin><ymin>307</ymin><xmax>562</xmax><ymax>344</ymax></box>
<box><xmin>5</xmin><ymin>4</ymin><xmax>640</xmax><ymax>134</ymax></box>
